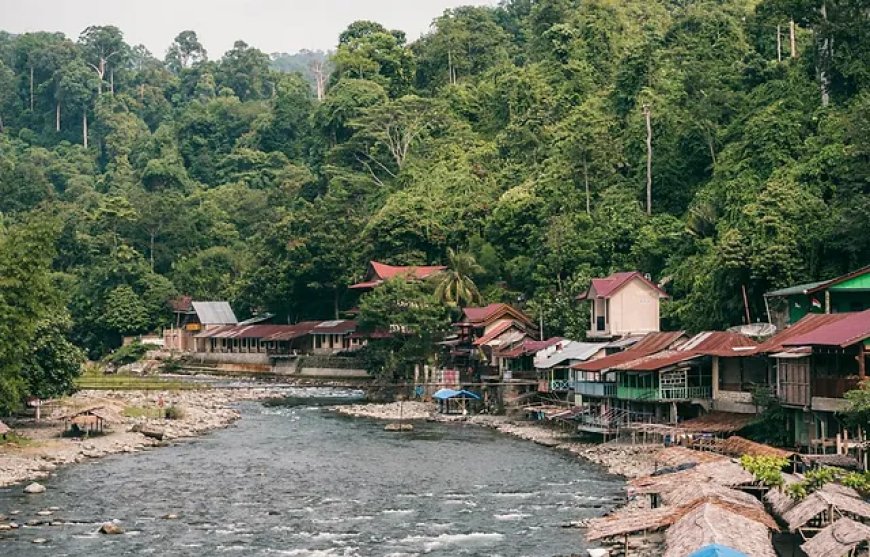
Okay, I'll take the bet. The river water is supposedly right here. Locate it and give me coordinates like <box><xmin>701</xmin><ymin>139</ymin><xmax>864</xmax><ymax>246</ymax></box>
<box><xmin>0</xmin><ymin>398</ymin><xmax>624</xmax><ymax>556</ymax></box>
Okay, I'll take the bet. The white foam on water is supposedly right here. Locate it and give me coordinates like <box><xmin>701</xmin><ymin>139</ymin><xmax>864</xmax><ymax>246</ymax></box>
<box><xmin>398</xmin><ymin>532</ymin><xmax>505</xmax><ymax>553</ymax></box>
<box><xmin>494</xmin><ymin>512</ymin><xmax>529</xmax><ymax>521</ymax></box>
<box><xmin>382</xmin><ymin>509</ymin><xmax>415</xmax><ymax>515</ymax></box>
<box><xmin>491</xmin><ymin>492</ymin><xmax>536</xmax><ymax>498</ymax></box>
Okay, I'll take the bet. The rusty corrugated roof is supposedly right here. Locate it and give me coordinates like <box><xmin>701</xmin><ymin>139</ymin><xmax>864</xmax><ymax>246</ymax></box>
<box><xmin>613</xmin><ymin>332</ymin><xmax>756</xmax><ymax>371</ymax></box>
<box><xmin>752</xmin><ymin>313</ymin><xmax>853</xmax><ymax>354</ymax></box>
<box><xmin>572</xmin><ymin>331</ymin><xmax>686</xmax><ymax>371</ymax></box>
<box><xmin>783</xmin><ymin>309</ymin><xmax>870</xmax><ymax>348</ymax></box>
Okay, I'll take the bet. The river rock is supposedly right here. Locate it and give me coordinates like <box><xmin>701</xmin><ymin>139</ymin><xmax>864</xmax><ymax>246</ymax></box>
<box><xmin>99</xmin><ymin>522</ymin><xmax>124</xmax><ymax>535</ymax></box>
<box><xmin>32</xmin><ymin>538</ymin><xmax>47</xmax><ymax>544</ymax></box>
<box><xmin>24</xmin><ymin>482</ymin><xmax>46</xmax><ymax>494</ymax></box>
<box><xmin>9</xmin><ymin>522</ymin><xmax>19</xmax><ymax>528</ymax></box>
<box><xmin>0</xmin><ymin>524</ymin><xmax>11</xmax><ymax>531</ymax></box>
<box><xmin>161</xmin><ymin>513</ymin><xmax>179</xmax><ymax>520</ymax></box>
<box><xmin>384</xmin><ymin>423</ymin><xmax>414</xmax><ymax>432</ymax></box>
<box><xmin>588</xmin><ymin>549</ymin><xmax>610</xmax><ymax>557</ymax></box>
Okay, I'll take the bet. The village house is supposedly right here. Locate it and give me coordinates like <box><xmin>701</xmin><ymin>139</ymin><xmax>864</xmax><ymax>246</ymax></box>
<box><xmin>577</xmin><ymin>271</ymin><xmax>669</xmax><ymax>339</ymax></box>
<box><xmin>349</xmin><ymin>260</ymin><xmax>446</xmax><ymax>291</ymax></box>
<box><xmin>533</xmin><ymin>340</ymin><xmax>607</xmax><ymax>400</ymax></box>
<box><xmin>571</xmin><ymin>331</ymin><xmax>687</xmax><ymax>434</ymax></box>
<box><xmin>164</xmin><ymin>298</ymin><xmax>238</xmax><ymax>352</ymax></box>
<box><xmin>764</xmin><ymin>264</ymin><xmax>870</xmax><ymax>329</ymax></box>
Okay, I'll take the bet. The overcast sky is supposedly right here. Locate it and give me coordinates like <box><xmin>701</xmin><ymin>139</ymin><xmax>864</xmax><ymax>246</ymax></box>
<box><xmin>1</xmin><ymin>0</ymin><xmax>498</xmax><ymax>57</ymax></box>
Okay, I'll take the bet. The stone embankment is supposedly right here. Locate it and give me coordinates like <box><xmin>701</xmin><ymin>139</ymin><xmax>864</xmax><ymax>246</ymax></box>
<box><xmin>0</xmin><ymin>387</ymin><xmax>288</xmax><ymax>488</ymax></box>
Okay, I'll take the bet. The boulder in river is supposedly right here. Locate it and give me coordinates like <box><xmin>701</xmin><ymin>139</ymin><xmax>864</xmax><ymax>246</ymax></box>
<box><xmin>23</xmin><ymin>482</ymin><xmax>46</xmax><ymax>494</ymax></box>
<box><xmin>384</xmin><ymin>423</ymin><xmax>414</xmax><ymax>432</ymax></box>
<box><xmin>99</xmin><ymin>522</ymin><xmax>124</xmax><ymax>535</ymax></box>
<box><xmin>161</xmin><ymin>513</ymin><xmax>179</xmax><ymax>520</ymax></box>
<box><xmin>32</xmin><ymin>538</ymin><xmax>47</xmax><ymax>544</ymax></box>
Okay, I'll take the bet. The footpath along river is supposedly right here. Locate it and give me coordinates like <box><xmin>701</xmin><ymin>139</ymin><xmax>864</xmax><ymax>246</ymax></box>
<box><xmin>0</xmin><ymin>397</ymin><xmax>624</xmax><ymax>556</ymax></box>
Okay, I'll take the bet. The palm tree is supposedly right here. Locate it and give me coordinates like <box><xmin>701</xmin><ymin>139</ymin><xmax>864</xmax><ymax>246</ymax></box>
<box><xmin>434</xmin><ymin>248</ymin><xmax>484</xmax><ymax>307</ymax></box>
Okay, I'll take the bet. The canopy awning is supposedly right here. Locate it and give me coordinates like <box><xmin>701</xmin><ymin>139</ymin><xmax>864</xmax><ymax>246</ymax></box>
<box><xmin>687</xmin><ymin>544</ymin><xmax>750</xmax><ymax>557</ymax></box>
<box><xmin>432</xmin><ymin>388</ymin><xmax>482</xmax><ymax>400</ymax></box>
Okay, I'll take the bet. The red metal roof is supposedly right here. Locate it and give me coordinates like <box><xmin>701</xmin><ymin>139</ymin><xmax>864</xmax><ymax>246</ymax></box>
<box><xmin>577</xmin><ymin>271</ymin><xmax>669</xmax><ymax>301</ymax></box>
<box><xmin>783</xmin><ymin>309</ymin><xmax>870</xmax><ymax>348</ymax></box>
<box><xmin>495</xmin><ymin>337</ymin><xmax>563</xmax><ymax>358</ymax></box>
<box><xmin>196</xmin><ymin>321</ymin><xmax>358</xmax><ymax>341</ymax></box>
<box><xmin>751</xmin><ymin>313</ymin><xmax>853</xmax><ymax>354</ymax></box>
<box><xmin>613</xmin><ymin>332</ymin><xmax>757</xmax><ymax>371</ymax></box>
<box><xmin>474</xmin><ymin>320</ymin><xmax>522</xmax><ymax>346</ymax></box>
<box><xmin>572</xmin><ymin>331</ymin><xmax>686</xmax><ymax>371</ymax></box>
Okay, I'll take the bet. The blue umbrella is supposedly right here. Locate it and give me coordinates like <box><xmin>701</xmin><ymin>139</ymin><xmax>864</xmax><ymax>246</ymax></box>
<box><xmin>687</xmin><ymin>544</ymin><xmax>749</xmax><ymax>557</ymax></box>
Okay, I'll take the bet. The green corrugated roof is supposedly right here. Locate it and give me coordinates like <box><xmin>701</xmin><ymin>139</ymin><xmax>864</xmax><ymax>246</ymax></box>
<box><xmin>765</xmin><ymin>280</ymin><xmax>829</xmax><ymax>297</ymax></box>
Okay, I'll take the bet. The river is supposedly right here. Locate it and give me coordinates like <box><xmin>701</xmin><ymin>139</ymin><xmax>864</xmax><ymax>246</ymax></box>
<box><xmin>0</xmin><ymin>398</ymin><xmax>624</xmax><ymax>556</ymax></box>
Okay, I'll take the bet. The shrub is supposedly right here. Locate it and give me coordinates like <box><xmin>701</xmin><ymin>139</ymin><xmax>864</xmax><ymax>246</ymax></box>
<box><xmin>164</xmin><ymin>405</ymin><xmax>185</xmax><ymax>420</ymax></box>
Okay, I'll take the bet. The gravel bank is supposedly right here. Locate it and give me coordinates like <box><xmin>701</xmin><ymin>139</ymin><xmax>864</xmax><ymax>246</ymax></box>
<box><xmin>332</xmin><ymin>401</ymin><xmax>435</xmax><ymax>420</ymax></box>
<box><xmin>0</xmin><ymin>387</ymin><xmax>288</xmax><ymax>488</ymax></box>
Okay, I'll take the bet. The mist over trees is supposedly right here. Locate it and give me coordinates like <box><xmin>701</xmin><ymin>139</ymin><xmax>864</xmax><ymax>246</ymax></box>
<box><xmin>0</xmin><ymin>0</ymin><xmax>868</xmax><ymax>405</ymax></box>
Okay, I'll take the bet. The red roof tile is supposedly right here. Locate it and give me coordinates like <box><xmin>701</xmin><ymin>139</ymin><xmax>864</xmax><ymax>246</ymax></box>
<box><xmin>783</xmin><ymin>309</ymin><xmax>870</xmax><ymax>348</ymax></box>
<box><xmin>572</xmin><ymin>331</ymin><xmax>686</xmax><ymax>371</ymax></box>
<box><xmin>751</xmin><ymin>313</ymin><xmax>853</xmax><ymax>354</ymax></box>
<box><xmin>577</xmin><ymin>271</ymin><xmax>669</xmax><ymax>301</ymax></box>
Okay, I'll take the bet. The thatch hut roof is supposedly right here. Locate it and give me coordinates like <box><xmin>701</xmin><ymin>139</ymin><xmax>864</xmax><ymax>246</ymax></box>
<box><xmin>715</xmin><ymin>436</ymin><xmax>795</xmax><ymax>459</ymax></box>
<box><xmin>56</xmin><ymin>404</ymin><xmax>123</xmax><ymax>425</ymax></box>
<box><xmin>765</xmin><ymin>476</ymin><xmax>863</xmax><ymax>522</ymax></box>
<box><xmin>784</xmin><ymin>489</ymin><xmax>870</xmax><ymax>532</ymax></box>
<box><xmin>663</xmin><ymin>502</ymin><xmax>777</xmax><ymax>557</ymax></box>
<box><xmin>661</xmin><ymin>482</ymin><xmax>769</xmax><ymax>518</ymax></box>
<box><xmin>800</xmin><ymin>518</ymin><xmax>870</xmax><ymax>557</ymax></box>
<box><xmin>0</xmin><ymin>420</ymin><xmax>10</xmax><ymax>434</ymax></box>
<box><xmin>586</xmin><ymin>505</ymin><xmax>683</xmax><ymax>541</ymax></box>
<box><xmin>630</xmin><ymin>460</ymin><xmax>754</xmax><ymax>495</ymax></box>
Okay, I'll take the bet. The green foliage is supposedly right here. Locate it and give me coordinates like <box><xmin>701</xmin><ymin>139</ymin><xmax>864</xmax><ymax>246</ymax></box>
<box><xmin>164</xmin><ymin>404</ymin><xmax>185</xmax><ymax>420</ymax></box>
<box><xmin>0</xmin><ymin>3</ymin><xmax>868</xmax><ymax>390</ymax></box>
<box><xmin>103</xmin><ymin>341</ymin><xmax>150</xmax><ymax>367</ymax></box>
<box><xmin>740</xmin><ymin>455</ymin><xmax>789</xmax><ymax>487</ymax></box>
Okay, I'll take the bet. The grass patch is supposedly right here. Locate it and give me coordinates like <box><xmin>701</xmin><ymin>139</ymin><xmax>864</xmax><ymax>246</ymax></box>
<box><xmin>75</xmin><ymin>374</ymin><xmax>204</xmax><ymax>391</ymax></box>
<box><xmin>0</xmin><ymin>432</ymin><xmax>35</xmax><ymax>447</ymax></box>
<box><xmin>122</xmin><ymin>406</ymin><xmax>164</xmax><ymax>419</ymax></box>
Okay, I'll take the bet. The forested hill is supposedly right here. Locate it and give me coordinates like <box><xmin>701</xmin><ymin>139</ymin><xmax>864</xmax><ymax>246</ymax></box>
<box><xmin>0</xmin><ymin>0</ymin><xmax>868</xmax><ymax>369</ymax></box>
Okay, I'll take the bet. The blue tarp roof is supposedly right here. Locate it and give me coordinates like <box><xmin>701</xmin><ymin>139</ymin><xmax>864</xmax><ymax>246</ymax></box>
<box><xmin>432</xmin><ymin>389</ymin><xmax>481</xmax><ymax>400</ymax></box>
<box><xmin>687</xmin><ymin>545</ymin><xmax>749</xmax><ymax>557</ymax></box>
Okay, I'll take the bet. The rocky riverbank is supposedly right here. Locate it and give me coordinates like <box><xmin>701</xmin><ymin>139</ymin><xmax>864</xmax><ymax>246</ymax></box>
<box><xmin>0</xmin><ymin>387</ymin><xmax>289</xmax><ymax>488</ymax></box>
<box><xmin>334</xmin><ymin>402</ymin><xmax>661</xmax><ymax>479</ymax></box>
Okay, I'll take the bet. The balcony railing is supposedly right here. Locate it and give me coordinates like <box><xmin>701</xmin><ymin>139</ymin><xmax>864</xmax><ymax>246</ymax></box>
<box><xmin>573</xmin><ymin>381</ymin><xmax>617</xmax><ymax>397</ymax></box>
<box><xmin>617</xmin><ymin>385</ymin><xmax>712</xmax><ymax>401</ymax></box>
<box><xmin>550</xmin><ymin>379</ymin><xmax>572</xmax><ymax>392</ymax></box>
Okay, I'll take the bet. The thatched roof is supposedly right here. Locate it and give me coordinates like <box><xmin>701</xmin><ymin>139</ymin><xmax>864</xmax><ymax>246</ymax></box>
<box><xmin>662</xmin><ymin>483</ymin><xmax>771</xmax><ymax>523</ymax></box>
<box><xmin>676</xmin><ymin>412</ymin><xmax>759</xmax><ymax>434</ymax></box>
<box><xmin>715</xmin><ymin>436</ymin><xmax>795</xmax><ymax>459</ymax></box>
<box><xmin>586</xmin><ymin>505</ymin><xmax>681</xmax><ymax>540</ymax></box>
<box><xmin>0</xmin><ymin>420</ymin><xmax>10</xmax><ymax>434</ymax></box>
<box><xmin>654</xmin><ymin>446</ymin><xmax>728</xmax><ymax>467</ymax></box>
<box><xmin>630</xmin><ymin>460</ymin><xmax>754</xmax><ymax>495</ymax></box>
<box><xmin>57</xmin><ymin>404</ymin><xmax>123</xmax><ymax>425</ymax></box>
<box><xmin>801</xmin><ymin>453</ymin><xmax>862</xmax><ymax>471</ymax></box>
<box><xmin>765</xmin><ymin>476</ymin><xmax>863</xmax><ymax>521</ymax></box>
<box><xmin>784</xmin><ymin>489</ymin><xmax>870</xmax><ymax>532</ymax></box>
<box><xmin>663</xmin><ymin>502</ymin><xmax>777</xmax><ymax>557</ymax></box>
<box><xmin>800</xmin><ymin>518</ymin><xmax>870</xmax><ymax>557</ymax></box>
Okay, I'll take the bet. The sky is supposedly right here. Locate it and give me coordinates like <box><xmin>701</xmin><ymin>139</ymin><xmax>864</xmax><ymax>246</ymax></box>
<box><xmin>1</xmin><ymin>0</ymin><xmax>499</xmax><ymax>58</ymax></box>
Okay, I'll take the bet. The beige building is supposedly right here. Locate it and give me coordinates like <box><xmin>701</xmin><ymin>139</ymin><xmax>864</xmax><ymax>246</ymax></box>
<box><xmin>578</xmin><ymin>271</ymin><xmax>668</xmax><ymax>339</ymax></box>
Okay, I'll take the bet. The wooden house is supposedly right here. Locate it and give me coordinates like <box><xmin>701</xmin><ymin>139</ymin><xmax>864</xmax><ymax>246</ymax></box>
<box><xmin>764</xmin><ymin>264</ymin><xmax>870</xmax><ymax>329</ymax></box>
<box><xmin>577</xmin><ymin>271</ymin><xmax>669</xmax><ymax>340</ymax></box>
<box><xmin>164</xmin><ymin>298</ymin><xmax>238</xmax><ymax>352</ymax></box>
<box><xmin>532</xmin><ymin>340</ymin><xmax>607</xmax><ymax>400</ymax></box>
<box><xmin>772</xmin><ymin>309</ymin><xmax>870</xmax><ymax>451</ymax></box>
<box><xmin>349</xmin><ymin>261</ymin><xmax>446</xmax><ymax>291</ymax></box>
<box><xmin>194</xmin><ymin>320</ymin><xmax>360</xmax><ymax>356</ymax></box>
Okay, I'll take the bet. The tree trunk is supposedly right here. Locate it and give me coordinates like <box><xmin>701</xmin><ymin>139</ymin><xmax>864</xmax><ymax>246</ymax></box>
<box><xmin>643</xmin><ymin>104</ymin><xmax>653</xmax><ymax>216</ymax></box>
<box><xmin>139</xmin><ymin>83</ymin><xmax>145</xmax><ymax>102</ymax></box>
<box><xmin>0</xmin><ymin>113</ymin><xmax>4</xmax><ymax>133</ymax></box>
<box><xmin>29</xmin><ymin>65</ymin><xmax>34</xmax><ymax>111</ymax></box>
<box><xmin>583</xmin><ymin>157</ymin><xmax>591</xmax><ymax>215</ymax></box>
<box><xmin>819</xmin><ymin>3</ymin><xmax>831</xmax><ymax>107</ymax></box>
<box><xmin>790</xmin><ymin>19</ymin><xmax>797</xmax><ymax>58</ymax></box>
<box><xmin>56</xmin><ymin>102</ymin><xmax>61</xmax><ymax>132</ymax></box>
<box><xmin>83</xmin><ymin>111</ymin><xmax>88</xmax><ymax>148</ymax></box>
<box><xmin>777</xmin><ymin>24</ymin><xmax>782</xmax><ymax>62</ymax></box>
<box><xmin>110</xmin><ymin>69</ymin><xmax>114</xmax><ymax>95</ymax></box>
<box><xmin>333</xmin><ymin>289</ymin><xmax>340</xmax><ymax>320</ymax></box>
